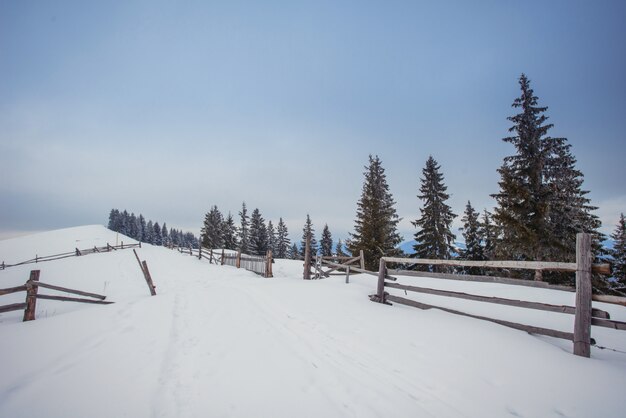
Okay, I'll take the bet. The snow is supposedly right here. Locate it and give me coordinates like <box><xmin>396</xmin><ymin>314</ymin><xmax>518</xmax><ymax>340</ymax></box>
<box><xmin>1</xmin><ymin>225</ymin><xmax>626</xmax><ymax>417</ymax></box>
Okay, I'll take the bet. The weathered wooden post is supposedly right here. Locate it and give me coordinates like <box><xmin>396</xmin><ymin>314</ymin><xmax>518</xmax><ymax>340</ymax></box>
<box><xmin>345</xmin><ymin>266</ymin><xmax>350</xmax><ymax>284</ymax></box>
<box><xmin>534</xmin><ymin>269</ymin><xmax>543</xmax><ymax>281</ymax></box>
<box><xmin>198</xmin><ymin>246</ymin><xmax>202</xmax><ymax>260</ymax></box>
<box><xmin>574</xmin><ymin>232</ymin><xmax>592</xmax><ymax>358</ymax></box>
<box><xmin>360</xmin><ymin>250</ymin><xmax>365</xmax><ymax>270</ymax></box>
<box><xmin>35</xmin><ymin>254</ymin><xmax>38</xmax><ymax>263</ymax></box>
<box><xmin>141</xmin><ymin>261</ymin><xmax>157</xmax><ymax>296</ymax></box>
<box><xmin>376</xmin><ymin>258</ymin><xmax>386</xmax><ymax>303</ymax></box>
<box><xmin>303</xmin><ymin>234</ymin><xmax>311</xmax><ymax>280</ymax></box>
<box><xmin>121</xmin><ymin>241</ymin><xmax>124</xmax><ymax>249</ymax></box>
<box><xmin>221</xmin><ymin>249</ymin><xmax>225</xmax><ymax>265</ymax></box>
<box><xmin>23</xmin><ymin>270</ymin><xmax>40</xmax><ymax>321</ymax></box>
<box><xmin>265</xmin><ymin>250</ymin><xmax>273</xmax><ymax>278</ymax></box>
<box><xmin>236</xmin><ymin>250</ymin><xmax>241</xmax><ymax>268</ymax></box>
<box><xmin>209</xmin><ymin>248</ymin><xmax>214</xmax><ymax>264</ymax></box>
<box><xmin>75</xmin><ymin>248</ymin><xmax>81</xmax><ymax>256</ymax></box>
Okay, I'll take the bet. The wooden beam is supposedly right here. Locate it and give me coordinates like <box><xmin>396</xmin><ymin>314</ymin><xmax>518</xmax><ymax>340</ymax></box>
<box><xmin>142</xmin><ymin>261</ymin><xmax>157</xmax><ymax>296</ymax></box>
<box><xmin>592</xmin><ymin>294</ymin><xmax>626</xmax><ymax>307</ymax></box>
<box><xmin>385</xmin><ymin>295</ymin><xmax>574</xmax><ymax>341</ymax></box>
<box><xmin>591</xmin><ymin>317</ymin><xmax>626</xmax><ymax>331</ymax></box>
<box><xmin>319</xmin><ymin>255</ymin><xmax>362</xmax><ymax>276</ymax></box>
<box><xmin>303</xmin><ymin>234</ymin><xmax>311</xmax><ymax>280</ymax></box>
<box><xmin>574</xmin><ymin>233</ymin><xmax>593</xmax><ymax>357</ymax></box>
<box><xmin>32</xmin><ymin>282</ymin><xmax>106</xmax><ymax>300</ymax></box>
<box><xmin>23</xmin><ymin>270</ymin><xmax>40</xmax><ymax>321</ymax></box>
<box><xmin>0</xmin><ymin>285</ymin><xmax>27</xmax><ymax>296</ymax></box>
<box><xmin>384</xmin><ymin>281</ymin><xmax>610</xmax><ymax>318</ymax></box>
<box><xmin>387</xmin><ymin>269</ymin><xmax>575</xmax><ymax>292</ymax></box>
<box><xmin>376</xmin><ymin>258</ymin><xmax>386</xmax><ymax>303</ymax></box>
<box><xmin>0</xmin><ymin>303</ymin><xmax>27</xmax><ymax>313</ymax></box>
<box><xmin>36</xmin><ymin>295</ymin><xmax>114</xmax><ymax>305</ymax></box>
<box><xmin>382</xmin><ymin>257</ymin><xmax>609</xmax><ymax>274</ymax></box>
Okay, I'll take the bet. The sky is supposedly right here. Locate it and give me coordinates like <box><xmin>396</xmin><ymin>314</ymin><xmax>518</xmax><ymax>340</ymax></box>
<box><xmin>1</xmin><ymin>0</ymin><xmax>625</xmax><ymax>245</ymax></box>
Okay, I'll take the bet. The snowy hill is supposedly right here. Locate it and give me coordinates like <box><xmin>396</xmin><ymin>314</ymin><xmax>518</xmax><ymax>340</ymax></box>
<box><xmin>1</xmin><ymin>226</ymin><xmax>626</xmax><ymax>417</ymax></box>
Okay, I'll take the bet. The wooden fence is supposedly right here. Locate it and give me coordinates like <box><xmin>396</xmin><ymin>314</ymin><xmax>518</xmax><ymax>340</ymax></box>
<box><xmin>371</xmin><ymin>233</ymin><xmax>624</xmax><ymax>358</ymax></box>
<box><xmin>180</xmin><ymin>246</ymin><xmax>273</xmax><ymax>278</ymax></box>
<box><xmin>1</xmin><ymin>242</ymin><xmax>141</xmax><ymax>271</ymax></box>
<box><xmin>0</xmin><ymin>270</ymin><xmax>113</xmax><ymax>321</ymax></box>
<box><xmin>301</xmin><ymin>234</ymin><xmax>365</xmax><ymax>281</ymax></box>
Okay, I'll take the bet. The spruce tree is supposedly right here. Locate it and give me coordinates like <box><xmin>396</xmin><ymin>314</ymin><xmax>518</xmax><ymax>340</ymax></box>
<box><xmin>611</xmin><ymin>214</ymin><xmax>626</xmax><ymax>287</ymax></box>
<box><xmin>249</xmin><ymin>208</ymin><xmax>268</xmax><ymax>255</ymax></box>
<box><xmin>320</xmin><ymin>224</ymin><xmax>333</xmax><ymax>257</ymax></box>
<box><xmin>335</xmin><ymin>239</ymin><xmax>346</xmax><ymax>257</ymax></box>
<box><xmin>153</xmin><ymin>222</ymin><xmax>162</xmax><ymax>246</ymax></box>
<box><xmin>108</xmin><ymin>209</ymin><xmax>120</xmax><ymax>231</ymax></box>
<box><xmin>348</xmin><ymin>155</ymin><xmax>402</xmax><ymax>270</ymax></box>
<box><xmin>300</xmin><ymin>214</ymin><xmax>318</xmax><ymax>257</ymax></box>
<box><xmin>222</xmin><ymin>212</ymin><xmax>239</xmax><ymax>250</ymax></box>
<box><xmin>139</xmin><ymin>215</ymin><xmax>147</xmax><ymax>243</ymax></box>
<box><xmin>480</xmin><ymin>210</ymin><xmax>497</xmax><ymax>261</ymax></box>
<box><xmin>459</xmin><ymin>201</ymin><xmax>484</xmax><ymax>274</ymax></box>
<box><xmin>276</xmin><ymin>218</ymin><xmax>291</xmax><ymax>259</ymax></box>
<box><xmin>238</xmin><ymin>202</ymin><xmax>250</xmax><ymax>253</ymax></box>
<box><xmin>413</xmin><ymin>156</ymin><xmax>456</xmax><ymax>262</ymax></box>
<box><xmin>145</xmin><ymin>220</ymin><xmax>154</xmax><ymax>244</ymax></box>
<box><xmin>267</xmin><ymin>220</ymin><xmax>277</xmax><ymax>255</ymax></box>
<box><xmin>202</xmin><ymin>205</ymin><xmax>225</xmax><ymax>249</ymax></box>
<box><xmin>290</xmin><ymin>243</ymin><xmax>300</xmax><ymax>259</ymax></box>
<box><xmin>161</xmin><ymin>223</ymin><xmax>169</xmax><ymax>247</ymax></box>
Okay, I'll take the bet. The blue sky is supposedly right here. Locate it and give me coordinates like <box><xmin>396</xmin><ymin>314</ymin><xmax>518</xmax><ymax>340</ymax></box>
<box><xmin>1</xmin><ymin>0</ymin><xmax>625</xmax><ymax>243</ymax></box>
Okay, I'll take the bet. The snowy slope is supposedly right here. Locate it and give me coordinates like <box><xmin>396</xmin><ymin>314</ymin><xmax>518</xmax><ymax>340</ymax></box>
<box><xmin>1</xmin><ymin>226</ymin><xmax>626</xmax><ymax>417</ymax></box>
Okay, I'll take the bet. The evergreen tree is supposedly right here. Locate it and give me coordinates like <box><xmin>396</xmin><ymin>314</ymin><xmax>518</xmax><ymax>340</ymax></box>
<box><xmin>492</xmin><ymin>74</ymin><xmax>557</xmax><ymax>261</ymax></box>
<box><xmin>300</xmin><ymin>214</ymin><xmax>318</xmax><ymax>257</ymax></box>
<box><xmin>320</xmin><ymin>224</ymin><xmax>333</xmax><ymax>257</ymax></box>
<box><xmin>611</xmin><ymin>213</ymin><xmax>626</xmax><ymax>287</ymax></box>
<box><xmin>335</xmin><ymin>239</ymin><xmax>346</xmax><ymax>257</ymax></box>
<box><xmin>139</xmin><ymin>215</ymin><xmax>147</xmax><ymax>243</ymax></box>
<box><xmin>460</xmin><ymin>201</ymin><xmax>484</xmax><ymax>274</ymax></box>
<box><xmin>145</xmin><ymin>220</ymin><xmax>154</xmax><ymax>244</ymax></box>
<box><xmin>348</xmin><ymin>155</ymin><xmax>402</xmax><ymax>270</ymax></box>
<box><xmin>267</xmin><ymin>220</ymin><xmax>277</xmax><ymax>255</ymax></box>
<box><xmin>276</xmin><ymin>218</ymin><xmax>291</xmax><ymax>258</ymax></box>
<box><xmin>161</xmin><ymin>223</ymin><xmax>169</xmax><ymax>247</ymax></box>
<box><xmin>108</xmin><ymin>209</ymin><xmax>120</xmax><ymax>231</ymax></box>
<box><xmin>249</xmin><ymin>208</ymin><xmax>268</xmax><ymax>255</ymax></box>
<box><xmin>153</xmin><ymin>222</ymin><xmax>162</xmax><ymax>246</ymax></box>
<box><xmin>413</xmin><ymin>156</ymin><xmax>456</xmax><ymax>262</ymax></box>
<box><xmin>128</xmin><ymin>213</ymin><xmax>139</xmax><ymax>240</ymax></box>
<box><xmin>238</xmin><ymin>202</ymin><xmax>250</xmax><ymax>253</ymax></box>
<box><xmin>169</xmin><ymin>227</ymin><xmax>179</xmax><ymax>247</ymax></box>
<box><xmin>480</xmin><ymin>210</ymin><xmax>497</xmax><ymax>261</ymax></box>
<box><xmin>290</xmin><ymin>243</ymin><xmax>300</xmax><ymax>259</ymax></box>
<box><xmin>202</xmin><ymin>205</ymin><xmax>225</xmax><ymax>249</ymax></box>
<box><xmin>222</xmin><ymin>212</ymin><xmax>239</xmax><ymax>250</ymax></box>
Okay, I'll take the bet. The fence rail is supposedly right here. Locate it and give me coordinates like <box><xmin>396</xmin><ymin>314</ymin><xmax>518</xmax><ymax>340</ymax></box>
<box><xmin>1</xmin><ymin>242</ymin><xmax>141</xmax><ymax>271</ymax></box>
<box><xmin>180</xmin><ymin>246</ymin><xmax>273</xmax><ymax>278</ymax></box>
<box><xmin>371</xmin><ymin>233</ymin><xmax>624</xmax><ymax>358</ymax></box>
<box><xmin>0</xmin><ymin>270</ymin><xmax>113</xmax><ymax>321</ymax></box>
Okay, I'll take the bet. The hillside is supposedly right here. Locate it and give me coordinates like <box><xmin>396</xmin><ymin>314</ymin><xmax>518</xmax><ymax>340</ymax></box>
<box><xmin>1</xmin><ymin>226</ymin><xmax>626</xmax><ymax>417</ymax></box>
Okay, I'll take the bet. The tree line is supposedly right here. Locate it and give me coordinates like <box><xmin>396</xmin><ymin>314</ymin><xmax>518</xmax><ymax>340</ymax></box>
<box><xmin>107</xmin><ymin>209</ymin><xmax>199</xmax><ymax>248</ymax></box>
<box><xmin>346</xmin><ymin>74</ymin><xmax>625</xmax><ymax>291</ymax></box>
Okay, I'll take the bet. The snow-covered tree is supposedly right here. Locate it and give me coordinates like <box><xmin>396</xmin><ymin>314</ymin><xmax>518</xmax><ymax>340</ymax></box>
<box><xmin>161</xmin><ymin>223</ymin><xmax>169</xmax><ymax>247</ymax></box>
<box><xmin>267</xmin><ymin>220</ymin><xmax>277</xmax><ymax>255</ymax></box>
<box><xmin>202</xmin><ymin>205</ymin><xmax>225</xmax><ymax>249</ymax></box>
<box><xmin>145</xmin><ymin>220</ymin><xmax>154</xmax><ymax>244</ymax></box>
<box><xmin>153</xmin><ymin>222</ymin><xmax>162</xmax><ymax>246</ymax></box>
<box><xmin>222</xmin><ymin>212</ymin><xmax>239</xmax><ymax>250</ymax></box>
<box><xmin>300</xmin><ymin>214</ymin><xmax>318</xmax><ymax>257</ymax></box>
<box><xmin>276</xmin><ymin>218</ymin><xmax>290</xmax><ymax>259</ymax></box>
<box><xmin>611</xmin><ymin>213</ymin><xmax>626</xmax><ymax>287</ymax></box>
<box><xmin>249</xmin><ymin>208</ymin><xmax>268</xmax><ymax>255</ymax></box>
<box><xmin>348</xmin><ymin>155</ymin><xmax>402</xmax><ymax>270</ymax></box>
<box><xmin>459</xmin><ymin>201</ymin><xmax>484</xmax><ymax>274</ymax></box>
<box><xmin>335</xmin><ymin>238</ymin><xmax>346</xmax><ymax>257</ymax></box>
<box><xmin>413</xmin><ymin>156</ymin><xmax>456</xmax><ymax>261</ymax></box>
<box><xmin>320</xmin><ymin>224</ymin><xmax>333</xmax><ymax>257</ymax></box>
<box><xmin>290</xmin><ymin>243</ymin><xmax>300</xmax><ymax>260</ymax></box>
<box><xmin>238</xmin><ymin>202</ymin><xmax>250</xmax><ymax>253</ymax></box>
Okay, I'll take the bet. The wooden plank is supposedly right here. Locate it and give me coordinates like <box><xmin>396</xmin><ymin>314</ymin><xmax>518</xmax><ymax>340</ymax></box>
<box><xmin>387</xmin><ymin>269</ymin><xmax>575</xmax><ymax>292</ymax></box>
<box><xmin>384</xmin><ymin>281</ymin><xmax>609</xmax><ymax>318</ymax></box>
<box><xmin>574</xmin><ymin>233</ymin><xmax>592</xmax><ymax>357</ymax></box>
<box><xmin>32</xmin><ymin>282</ymin><xmax>106</xmax><ymax>300</ymax></box>
<box><xmin>385</xmin><ymin>294</ymin><xmax>574</xmax><ymax>341</ymax></box>
<box><xmin>36</xmin><ymin>295</ymin><xmax>114</xmax><ymax>305</ymax></box>
<box><xmin>0</xmin><ymin>285</ymin><xmax>27</xmax><ymax>296</ymax></box>
<box><xmin>142</xmin><ymin>261</ymin><xmax>157</xmax><ymax>296</ymax></box>
<box><xmin>591</xmin><ymin>317</ymin><xmax>626</xmax><ymax>331</ymax></box>
<box><xmin>0</xmin><ymin>302</ymin><xmax>27</xmax><ymax>313</ymax></box>
<box><xmin>319</xmin><ymin>255</ymin><xmax>362</xmax><ymax>276</ymax></box>
<box><xmin>23</xmin><ymin>270</ymin><xmax>40</xmax><ymax>321</ymax></box>
<box><xmin>592</xmin><ymin>294</ymin><xmax>626</xmax><ymax>307</ymax></box>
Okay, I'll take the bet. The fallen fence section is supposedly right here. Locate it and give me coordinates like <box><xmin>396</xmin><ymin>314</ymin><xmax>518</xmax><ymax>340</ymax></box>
<box><xmin>1</xmin><ymin>242</ymin><xmax>141</xmax><ymax>270</ymax></box>
<box><xmin>132</xmin><ymin>250</ymin><xmax>157</xmax><ymax>296</ymax></box>
<box><xmin>372</xmin><ymin>233</ymin><xmax>623</xmax><ymax>359</ymax></box>
<box><xmin>301</xmin><ymin>235</ymin><xmax>365</xmax><ymax>281</ymax></box>
<box><xmin>0</xmin><ymin>270</ymin><xmax>113</xmax><ymax>322</ymax></box>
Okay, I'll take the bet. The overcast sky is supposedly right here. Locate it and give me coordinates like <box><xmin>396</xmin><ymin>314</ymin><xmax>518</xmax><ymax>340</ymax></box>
<box><xmin>1</xmin><ymin>0</ymin><xmax>625</xmax><ymax>244</ymax></box>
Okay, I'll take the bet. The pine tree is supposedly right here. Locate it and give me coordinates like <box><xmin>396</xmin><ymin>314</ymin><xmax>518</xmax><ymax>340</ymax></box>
<box><xmin>139</xmin><ymin>215</ymin><xmax>147</xmax><ymax>243</ymax></box>
<box><xmin>249</xmin><ymin>208</ymin><xmax>268</xmax><ymax>255</ymax></box>
<box><xmin>460</xmin><ymin>201</ymin><xmax>484</xmax><ymax>274</ymax></box>
<box><xmin>238</xmin><ymin>202</ymin><xmax>250</xmax><ymax>253</ymax></box>
<box><xmin>161</xmin><ymin>223</ymin><xmax>169</xmax><ymax>247</ymax></box>
<box><xmin>300</xmin><ymin>214</ymin><xmax>318</xmax><ymax>257</ymax></box>
<box><xmin>320</xmin><ymin>224</ymin><xmax>333</xmax><ymax>257</ymax></box>
<box><xmin>276</xmin><ymin>218</ymin><xmax>291</xmax><ymax>259</ymax></box>
<box><xmin>611</xmin><ymin>214</ymin><xmax>626</xmax><ymax>287</ymax></box>
<box><xmin>348</xmin><ymin>155</ymin><xmax>402</xmax><ymax>270</ymax></box>
<box><xmin>290</xmin><ymin>243</ymin><xmax>300</xmax><ymax>259</ymax></box>
<box><xmin>266</xmin><ymin>220</ymin><xmax>277</xmax><ymax>255</ymax></box>
<box><xmin>480</xmin><ymin>210</ymin><xmax>497</xmax><ymax>261</ymax></box>
<box><xmin>145</xmin><ymin>220</ymin><xmax>154</xmax><ymax>244</ymax></box>
<box><xmin>413</xmin><ymin>156</ymin><xmax>456</xmax><ymax>262</ymax></box>
<box><xmin>202</xmin><ymin>205</ymin><xmax>225</xmax><ymax>249</ymax></box>
<box><xmin>492</xmin><ymin>74</ymin><xmax>556</xmax><ymax>261</ymax></box>
<box><xmin>335</xmin><ymin>239</ymin><xmax>346</xmax><ymax>257</ymax></box>
<box><xmin>222</xmin><ymin>212</ymin><xmax>239</xmax><ymax>250</ymax></box>
<box><xmin>108</xmin><ymin>209</ymin><xmax>120</xmax><ymax>231</ymax></box>
<box><xmin>153</xmin><ymin>222</ymin><xmax>162</xmax><ymax>246</ymax></box>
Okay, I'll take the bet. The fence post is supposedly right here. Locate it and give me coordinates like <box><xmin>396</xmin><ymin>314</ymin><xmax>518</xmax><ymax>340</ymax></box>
<box><xmin>360</xmin><ymin>250</ymin><xmax>365</xmax><ymax>270</ymax></box>
<box><xmin>345</xmin><ymin>265</ymin><xmax>350</xmax><ymax>284</ymax></box>
<box><xmin>35</xmin><ymin>254</ymin><xmax>38</xmax><ymax>263</ymax></box>
<box><xmin>121</xmin><ymin>241</ymin><xmax>124</xmax><ymax>249</ymax></box>
<box><xmin>23</xmin><ymin>270</ymin><xmax>40</xmax><ymax>321</ymax></box>
<box><xmin>376</xmin><ymin>258</ymin><xmax>386</xmax><ymax>303</ymax></box>
<box><xmin>236</xmin><ymin>250</ymin><xmax>241</xmax><ymax>268</ymax></box>
<box><xmin>534</xmin><ymin>269</ymin><xmax>543</xmax><ymax>281</ymax></box>
<box><xmin>141</xmin><ymin>261</ymin><xmax>157</xmax><ymax>296</ymax></box>
<box><xmin>75</xmin><ymin>248</ymin><xmax>81</xmax><ymax>256</ymax></box>
<box><xmin>198</xmin><ymin>246</ymin><xmax>202</xmax><ymax>260</ymax></box>
<box><xmin>221</xmin><ymin>249</ymin><xmax>225</xmax><ymax>265</ymax></box>
<box><xmin>574</xmin><ymin>233</ymin><xmax>592</xmax><ymax>358</ymax></box>
<box><xmin>265</xmin><ymin>250</ymin><xmax>273</xmax><ymax>278</ymax></box>
<box><xmin>303</xmin><ymin>234</ymin><xmax>311</xmax><ymax>280</ymax></box>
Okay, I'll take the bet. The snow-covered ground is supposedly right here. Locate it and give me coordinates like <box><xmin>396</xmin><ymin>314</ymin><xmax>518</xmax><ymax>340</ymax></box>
<box><xmin>1</xmin><ymin>225</ymin><xmax>626</xmax><ymax>417</ymax></box>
